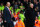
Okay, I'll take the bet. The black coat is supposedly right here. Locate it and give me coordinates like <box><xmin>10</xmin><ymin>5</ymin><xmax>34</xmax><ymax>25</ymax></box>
<box><xmin>25</xmin><ymin>7</ymin><xmax>35</xmax><ymax>18</ymax></box>
<box><xmin>34</xmin><ymin>11</ymin><xmax>38</xmax><ymax>16</ymax></box>
<box><xmin>25</xmin><ymin>7</ymin><xmax>35</xmax><ymax>26</ymax></box>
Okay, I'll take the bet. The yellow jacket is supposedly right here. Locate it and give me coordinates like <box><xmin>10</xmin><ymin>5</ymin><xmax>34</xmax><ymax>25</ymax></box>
<box><xmin>14</xmin><ymin>20</ymin><xmax>25</xmax><ymax>27</ymax></box>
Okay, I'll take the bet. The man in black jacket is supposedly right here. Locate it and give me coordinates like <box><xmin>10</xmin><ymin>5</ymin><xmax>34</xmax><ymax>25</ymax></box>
<box><xmin>25</xmin><ymin>3</ymin><xmax>35</xmax><ymax>27</ymax></box>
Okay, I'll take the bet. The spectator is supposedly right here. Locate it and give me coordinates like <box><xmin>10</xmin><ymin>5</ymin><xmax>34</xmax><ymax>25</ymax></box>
<box><xmin>18</xmin><ymin>1</ymin><xmax>21</xmax><ymax>7</ymax></box>
<box><xmin>34</xmin><ymin>0</ymin><xmax>38</xmax><ymax>8</ymax></box>
<box><xmin>38</xmin><ymin>15</ymin><xmax>40</xmax><ymax>26</ymax></box>
<box><xmin>15</xmin><ymin>7</ymin><xmax>21</xmax><ymax>13</ymax></box>
<box><xmin>33</xmin><ymin>0</ymin><xmax>35</xmax><ymax>3</ymax></box>
<box><xmin>14</xmin><ymin>2</ymin><xmax>18</xmax><ymax>9</ymax></box>
<box><xmin>12</xmin><ymin>17</ymin><xmax>17</xmax><ymax>27</ymax></box>
<box><xmin>11</xmin><ymin>0</ymin><xmax>15</xmax><ymax>6</ymax></box>
<box><xmin>0</xmin><ymin>3</ymin><xmax>4</xmax><ymax>11</ymax></box>
<box><xmin>34</xmin><ymin>16</ymin><xmax>39</xmax><ymax>27</ymax></box>
<box><xmin>20</xmin><ymin>3</ymin><xmax>25</xmax><ymax>12</ymax></box>
<box><xmin>0</xmin><ymin>3</ymin><xmax>4</xmax><ymax>14</ymax></box>
<box><xmin>0</xmin><ymin>13</ymin><xmax>3</xmax><ymax>27</ymax></box>
<box><xmin>38</xmin><ymin>13</ymin><xmax>40</xmax><ymax>20</ymax></box>
<box><xmin>13</xmin><ymin>12</ymin><xmax>19</xmax><ymax>20</ymax></box>
<box><xmin>23</xmin><ymin>0</ymin><xmax>30</xmax><ymax>9</ymax></box>
<box><xmin>24</xmin><ymin>0</ymin><xmax>26</xmax><ymax>2</ymax></box>
<box><xmin>14</xmin><ymin>18</ymin><xmax>25</xmax><ymax>27</ymax></box>
<box><xmin>34</xmin><ymin>6</ymin><xmax>39</xmax><ymax>17</ymax></box>
<box><xmin>19</xmin><ymin>10</ymin><xmax>25</xmax><ymax>22</ymax></box>
<box><xmin>38</xmin><ymin>0</ymin><xmax>40</xmax><ymax>10</ymax></box>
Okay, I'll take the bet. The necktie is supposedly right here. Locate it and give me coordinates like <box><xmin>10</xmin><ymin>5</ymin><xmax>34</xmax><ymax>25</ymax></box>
<box><xmin>9</xmin><ymin>8</ymin><xmax>11</xmax><ymax>14</ymax></box>
<box><xmin>9</xmin><ymin>8</ymin><xmax>12</xmax><ymax>18</ymax></box>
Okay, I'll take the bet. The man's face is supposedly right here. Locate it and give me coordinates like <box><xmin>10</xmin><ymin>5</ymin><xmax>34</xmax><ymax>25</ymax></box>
<box><xmin>36</xmin><ymin>16</ymin><xmax>38</xmax><ymax>20</ymax></box>
<box><xmin>26</xmin><ymin>0</ymin><xmax>28</xmax><ymax>2</ymax></box>
<box><xmin>1</xmin><ymin>3</ymin><xmax>3</xmax><ymax>6</ymax></box>
<box><xmin>18</xmin><ymin>1</ymin><xmax>20</xmax><ymax>4</ymax></box>
<box><xmin>34</xmin><ymin>0</ymin><xmax>37</xmax><ymax>3</ymax></box>
<box><xmin>39</xmin><ymin>0</ymin><xmax>40</xmax><ymax>2</ymax></box>
<box><xmin>7</xmin><ymin>2</ymin><xmax>10</xmax><ymax>7</ymax></box>
<box><xmin>15</xmin><ymin>2</ymin><xmax>17</xmax><ymax>5</ymax></box>
<box><xmin>24</xmin><ymin>0</ymin><xmax>26</xmax><ymax>2</ymax></box>
<box><xmin>21</xmin><ymin>3</ymin><xmax>23</xmax><ymax>6</ymax></box>
<box><xmin>30</xmin><ymin>4</ymin><xmax>33</xmax><ymax>8</ymax></box>
<box><xmin>34</xmin><ymin>0</ymin><xmax>36</xmax><ymax>3</ymax></box>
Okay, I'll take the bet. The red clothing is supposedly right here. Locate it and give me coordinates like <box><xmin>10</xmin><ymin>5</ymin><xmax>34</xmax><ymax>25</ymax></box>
<box><xmin>17</xmin><ymin>12</ymin><xmax>20</xmax><ymax>15</ymax></box>
<box><xmin>13</xmin><ymin>13</ymin><xmax>19</xmax><ymax>20</ymax></box>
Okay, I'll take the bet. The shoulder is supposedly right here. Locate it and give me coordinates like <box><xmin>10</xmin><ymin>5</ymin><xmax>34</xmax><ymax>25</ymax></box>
<box><xmin>4</xmin><ymin>7</ymin><xmax>8</xmax><ymax>10</ymax></box>
<box><xmin>4</xmin><ymin>7</ymin><xmax>7</xmax><ymax>9</ymax></box>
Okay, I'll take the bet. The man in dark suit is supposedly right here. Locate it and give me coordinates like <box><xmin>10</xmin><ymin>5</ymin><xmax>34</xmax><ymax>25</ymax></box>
<box><xmin>3</xmin><ymin>2</ymin><xmax>13</xmax><ymax>27</ymax></box>
<box><xmin>25</xmin><ymin>3</ymin><xmax>35</xmax><ymax>27</ymax></box>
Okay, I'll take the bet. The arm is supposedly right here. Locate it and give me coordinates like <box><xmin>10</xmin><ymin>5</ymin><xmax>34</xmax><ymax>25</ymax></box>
<box><xmin>3</xmin><ymin>8</ymin><xmax>7</xmax><ymax>21</ymax></box>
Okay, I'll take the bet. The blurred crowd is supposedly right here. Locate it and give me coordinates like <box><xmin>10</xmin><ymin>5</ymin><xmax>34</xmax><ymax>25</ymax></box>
<box><xmin>0</xmin><ymin>0</ymin><xmax>40</xmax><ymax>27</ymax></box>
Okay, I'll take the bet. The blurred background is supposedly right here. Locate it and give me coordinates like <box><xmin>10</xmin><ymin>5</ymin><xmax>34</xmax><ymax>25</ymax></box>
<box><xmin>0</xmin><ymin>0</ymin><xmax>40</xmax><ymax>27</ymax></box>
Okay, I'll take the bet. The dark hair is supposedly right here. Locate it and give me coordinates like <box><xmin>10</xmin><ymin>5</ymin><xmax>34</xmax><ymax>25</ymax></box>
<box><xmin>20</xmin><ymin>10</ymin><xmax>23</xmax><ymax>13</ymax></box>
<box><xmin>12</xmin><ymin>17</ymin><xmax>15</xmax><ymax>21</ymax></box>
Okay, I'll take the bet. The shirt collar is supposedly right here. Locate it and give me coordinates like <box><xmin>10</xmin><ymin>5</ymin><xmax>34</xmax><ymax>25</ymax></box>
<box><xmin>6</xmin><ymin>6</ymin><xmax>9</xmax><ymax>10</ymax></box>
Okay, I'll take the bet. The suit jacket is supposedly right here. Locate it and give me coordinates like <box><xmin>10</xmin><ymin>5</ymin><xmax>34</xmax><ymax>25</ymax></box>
<box><xmin>3</xmin><ymin>7</ymin><xmax>11</xmax><ymax>23</ymax></box>
<box><xmin>25</xmin><ymin>7</ymin><xmax>35</xmax><ymax>25</ymax></box>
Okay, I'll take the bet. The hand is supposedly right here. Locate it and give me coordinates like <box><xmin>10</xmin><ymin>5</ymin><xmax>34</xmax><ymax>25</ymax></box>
<box><xmin>4</xmin><ymin>20</ymin><xmax>6</xmax><ymax>23</ymax></box>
